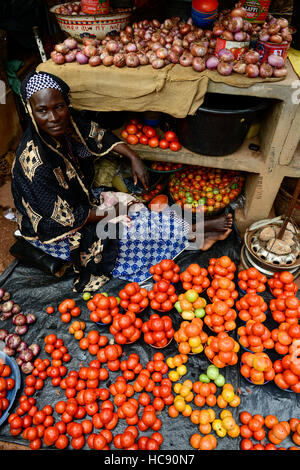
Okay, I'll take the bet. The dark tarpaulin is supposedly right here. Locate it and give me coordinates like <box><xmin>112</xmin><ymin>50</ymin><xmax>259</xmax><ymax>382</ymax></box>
<box><xmin>0</xmin><ymin>226</ymin><xmax>299</xmax><ymax>450</ymax></box>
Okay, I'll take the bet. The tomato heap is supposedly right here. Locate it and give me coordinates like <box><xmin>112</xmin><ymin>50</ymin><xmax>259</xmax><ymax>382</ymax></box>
<box><xmin>190</xmin><ymin>432</ymin><xmax>217</xmax><ymax>451</ymax></box>
<box><xmin>86</xmin><ymin>293</ymin><xmax>120</xmax><ymax>324</ymax></box>
<box><xmin>212</xmin><ymin>409</ymin><xmax>240</xmax><ymax>438</ymax></box>
<box><xmin>204</xmin><ymin>300</ymin><xmax>237</xmax><ymax>333</ymax></box>
<box><xmin>119</xmin><ymin>353</ymin><xmax>143</xmax><ymax>381</ymax></box>
<box><xmin>121</xmin><ymin>118</ymin><xmax>181</xmax><ymax>152</ymax></box>
<box><xmin>43</xmin><ymin>334</ymin><xmax>71</xmax><ymax>384</ymax></box>
<box><xmin>206</xmin><ymin>276</ymin><xmax>238</xmax><ymax>307</ymax></box>
<box><xmin>119</xmin><ymin>283</ymin><xmax>149</xmax><ymax>314</ymax></box>
<box><xmin>191</xmin><ymin>381</ymin><xmax>218</xmax><ymax>409</ymax></box>
<box><xmin>151</xmin><ymin>162</ymin><xmax>183</xmax><ymax>171</ymax></box>
<box><xmin>175</xmin><ymin>290</ymin><xmax>206</xmax><ymax>321</ymax></box>
<box><xmin>240</xmin><ymin>412</ymin><xmax>300</xmax><ymax>450</ymax></box>
<box><xmin>68</xmin><ymin>320</ymin><xmax>86</xmax><ymax>341</ymax></box>
<box><xmin>238</xmin><ymin>321</ymin><xmax>274</xmax><ymax>352</ymax></box>
<box><xmin>141</xmin><ymin>183</ymin><xmax>164</xmax><ymax>202</ymax></box>
<box><xmin>58</xmin><ymin>299</ymin><xmax>81</xmax><ymax>323</ymax></box>
<box><xmin>109</xmin><ymin>311</ymin><xmax>143</xmax><ymax>345</ymax></box>
<box><xmin>271</xmin><ymin>322</ymin><xmax>300</xmax><ymax>356</ymax></box>
<box><xmin>237</xmin><ymin>267</ymin><xmax>267</xmax><ymax>294</ymax></box>
<box><xmin>236</xmin><ymin>293</ymin><xmax>268</xmax><ymax>323</ymax></box>
<box><xmin>174</xmin><ymin>318</ymin><xmax>208</xmax><ymax>355</ymax></box>
<box><xmin>179</xmin><ymin>263</ymin><xmax>210</xmax><ymax>293</ymax></box>
<box><xmin>204</xmin><ymin>332</ymin><xmax>240</xmax><ymax>368</ymax></box>
<box><xmin>208</xmin><ymin>256</ymin><xmax>236</xmax><ymax>280</ymax></box>
<box><xmin>78</xmin><ymin>330</ymin><xmax>108</xmax><ymax>355</ymax></box>
<box><xmin>142</xmin><ymin>313</ymin><xmax>174</xmax><ymax>348</ymax></box>
<box><xmin>168</xmin><ymin>166</ymin><xmax>244</xmax><ymax>213</ymax></box>
<box><xmin>273</xmin><ymin>350</ymin><xmax>300</xmax><ymax>393</ymax></box>
<box><xmin>269</xmin><ymin>295</ymin><xmax>300</xmax><ymax>324</ymax></box>
<box><xmin>147</xmin><ymin>279</ymin><xmax>178</xmax><ymax>312</ymax></box>
<box><xmin>268</xmin><ymin>271</ymin><xmax>298</xmax><ymax>298</ymax></box>
<box><xmin>149</xmin><ymin>258</ymin><xmax>180</xmax><ymax>283</ymax></box>
<box><xmin>0</xmin><ymin>361</ymin><xmax>15</xmax><ymax>420</ymax></box>
<box><xmin>240</xmin><ymin>351</ymin><xmax>275</xmax><ymax>385</ymax></box>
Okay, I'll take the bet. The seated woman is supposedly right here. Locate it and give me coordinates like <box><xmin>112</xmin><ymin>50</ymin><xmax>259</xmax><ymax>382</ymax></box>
<box><xmin>11</xmin><ymin>71</ymin><xmax>233</xmax><ymax>292</ymax></box>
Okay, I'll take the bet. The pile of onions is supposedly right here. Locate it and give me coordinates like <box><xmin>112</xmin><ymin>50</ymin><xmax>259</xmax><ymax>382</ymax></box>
<box><xmin>0</xmin><ymin>329</ymin><xmax>40</xmax><ymax>374</ymax></box>
<box><xmin>54</xmin><ymin>1</ymin><xmax>84</xmax><ymax>16</ymax></box>
<box><xmin>213</xmin><ymin>5</ymin><xmax>255</xmax><ymax>43</ymax></box>
<box><xmin>259</xmin><ymin>14</ymin><xmax>293</xmax><ymax>45</ymax></box>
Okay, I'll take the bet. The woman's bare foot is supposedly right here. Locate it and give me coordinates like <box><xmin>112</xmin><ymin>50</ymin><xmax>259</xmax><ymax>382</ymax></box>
<box><xmin>199</xmin><ymin>228</ymin><xmax>232</xmax><ymax>251</ymax></box>
<box><xmin>204</xmin><ymin>213</ymin><xmax>233</xmax><ymax>232</ymax></box>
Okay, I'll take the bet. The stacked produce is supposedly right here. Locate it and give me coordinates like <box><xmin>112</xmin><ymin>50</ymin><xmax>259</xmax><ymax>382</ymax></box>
<box><xmin>50</xmin><ymin>3</ymin><xmax>290</xmax><ymax>78</ymax></box>
<box><xmin>238</xmin><ymin>320</ymin><xmax>274</xmax><ymax>352</ymax></box>
<box><xmin>236</xmin><ymin>292</ymin><xmax>268</xmax><ymax>322</ymax></box>
<box><xmin>269</xmin><ymin>295</ymin><xmax>300</xmax><ymax>324</ymax></box>
<box><xmin>147</xmin><ymin>280</ymin><xmax>178</xmax><ymax>312</ymax></box>
<box><xmin>204</xmin><ymin>332</ymin><xmax>240</xmax><ymax>367</ymax></box>
<box><xmin>121</xmin><ymin>119</ymin><xmax>181</xmax><ymax>151</ymax></box>
<box><xmin>237</xmin><ymin>267</ymin><xmax>267</xmax><ymax>294</ymax></box>
<box><xmin>109</xmin><ymin>311</ymin><xmax>143</xmax><ymax>345</ymax></box>
<box><xmin>0</xmin><ymin>360</ymin><xmax>15</xmax><ymax>420</ymax></box>
<box><xmin>267</xmin><ymin>271</ymin><xmax>298</xmax><ymax>298</ymax></box>
<box><xmin>179</xmin><ymin>263</ymin><xmax>210</xmax><ymax>292</ymax></box>
<box><xmin>149</xmin><ymin>258</ymin><xmax>180</xmax><ymax>283</ymax></box>
<box><xmin>174</xmin><ymin>317</ymin><xmax>208</xmax><ymax>355</ymax></box>
<box><xmin>86</xmin><ymin>293</ymin><xmax>120</xmax><ymax>324</ymax></box>
<box><xmin>118</xmin><ymin>283</ymin><xmax>149</xmax><ymax>314</ymax></box>
<box><xmin>175</xmin><ymin>289</ymin><xmax>207</xmax><ymax>320</ymax></box>
<box><xmin>240</xmin><ymin>351</ymin><xmax>275</xmax><ymax>384</ymax></box>
<box><xmin>142</xmin><ymin>313</ymin><xmax>174</xmax><ymax>348</ymax></box>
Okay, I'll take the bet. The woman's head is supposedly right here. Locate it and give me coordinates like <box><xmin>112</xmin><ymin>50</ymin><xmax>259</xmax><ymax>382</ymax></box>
<box><xmin>21</xmin><ymin>71</ymin><xmax>71</xmax><ymax>138</ymax></box>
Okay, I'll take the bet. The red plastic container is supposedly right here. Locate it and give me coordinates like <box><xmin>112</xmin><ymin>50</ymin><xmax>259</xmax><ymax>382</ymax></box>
<box><xmin>192</xmin><ymin>0</ymin><xmax>218</xmax><ymax>12</ymax></box>
<box><xmin>255</xmin><ymin>40</ymin><xmax>289</xmax><ymax>63</ymax></box>
<box><xmin>81</xmin><ymin>0</ymin><xmax>110</xmax><ymax>14</ymax></box>
<box><xmin>215</xmin><ymin>37</ymin><xmax>249</xmax><ymax>60</ymax></box>
<box><xmin>240</xmin><ymin>0</ymin><xmax>271</xmax><ymax>24</ymax></box>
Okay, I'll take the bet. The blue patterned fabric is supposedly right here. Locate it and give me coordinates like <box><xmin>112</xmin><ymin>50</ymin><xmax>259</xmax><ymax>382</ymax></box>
<box><xmin>29</xmin><ymin>237</ymin><xmax>72</xmax><ymax>261</ymax></box>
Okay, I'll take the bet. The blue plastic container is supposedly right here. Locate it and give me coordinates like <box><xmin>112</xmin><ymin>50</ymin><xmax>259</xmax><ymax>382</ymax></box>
<box><xmin>191</xmin><ymin>7</ymin><xmax>218</xmax><ymax>27</ymax></box>
<box><xmin>0</xmin><ymin>351</ymin><xmax>21</xmax><ymax>426</ymax></box>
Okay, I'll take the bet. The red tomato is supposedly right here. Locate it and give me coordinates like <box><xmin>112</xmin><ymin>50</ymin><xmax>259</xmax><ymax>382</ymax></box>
<box><xmin>169</xmin><ymin>141</ymin><xmax>181</xmax><ymax>151</ymax></box>
<box><xmin>127</xmin><ymin>134</ymin><xmax>139</xmax><ymax>145</ymax></box>
<box><xmin>126</xmin><ymin>124</ymin><xmax>138</xmax><ymax>135</ymax></box>
<box><xmin>148</xmin><ymin>137</ymin><xmax>159</xmax><ymax>148</ymax></box>
<box><xmin>139</xmin><ymin>135</ymin><xmax>148</xmax><ymax>145</ymax></box>
<box><xmin>159</xmin><ymin>139</ymin><xmax>169</xmax><ymax>149</ymax></box>
<box><xmin>145</xmin><ymin>127</ymin><xmax>157</xmax><ymax>138</ymax></box>
<box><xmin>165</xmin><ymin>131</ymin><xmax>177</xmax><ymax>142</ymax></box>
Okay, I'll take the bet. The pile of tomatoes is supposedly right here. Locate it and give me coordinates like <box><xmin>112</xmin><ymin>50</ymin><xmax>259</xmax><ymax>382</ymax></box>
<box><xmin>86</xmin><ymin>293</ymin><xmax>120</xmax><ymax>325</ymax></box>
<box><xmin>240</xmin><ymin>351</ymin><xmax>275</xmax><ymax>385</ymax></box>
<box><xmin>141</xmin><ymin>183</ymin><xmax>164</xmax><ymax>202</ymax></box>
<box><xmin>118</xmin><ymin>283</ymin><xmax>149</xmax><ymax>314</ymax></box>
<box><xmin>174</xmin><ymin>318</ymin><xmax>208</xmax><ymax>355</ymax></box>
<box><xmin>121</xmin><ymin>119</ymin><xmax>181</xmax><ymax>152</ymax></box>
<box><xmin>58</xmin><ymin>299</ymin><xmax>81</xmax><ymax>323</ymax></box>
<box><xmin>119</xmin><ymin>353</ymin><xmax>143</xmax><ymax>382</ymax></box>
<box><xmin>271</xmin><ymin>322</ymin><xmax>300</xmax><ymax>356</ymax></box>
<box><xmin>78</xmin><ymin>330</ymin><xmax>108</xmax><ymax>356</ymax></box>
<box><xmin>273</xmin><ymin>350</ymin><xmax>300</xmax><ymax>393</ymax></box>
<box><xmin>269</xmin><ymin>295</ymin><xmax>300</xmax><ymax>324</ymax></box>
<box><xmin>147</xmin><ymin>279</ymin><xmax>178</xmax><ymax>312</ymax></box>
<box><xmin>149</xmin><ymin>258</ymin><xmax>180</xmax><ymax>283</ymax></box>
<box><xmin>179</xmin><ymin>263</ymin><xmax>210</xmax><ymax>293</ymax></box>
<box><xmin>204</xmin><ymin>332</ymin><xmax>239</xmax><ymax>368</ymax></box>
<box><xmin>238</xmin><ymin>321</ymin><xmax>274</xmax><ymax>353</ymax></box>
<box><xmin>150</xmin><ymin>162</ymin><xmax>183</xmax><ymax>172</ymax></box>
<box><xmin>109</xmin><ymin>311</ymin><xmax>143</xmax><ymax>345</ymax></box>
<box><xmin>0</xmin><ymin>361</ymin><xmax>15</xmax><ymax>420</ymax></box>
<box><xmin>236</xmin><ymin>293</ymin><xmax>268</xmax><ymax>323</ymax></box>
<box><xmin>208</xmin><ymin>256</ymin><xmax>236</xmax><ymax>280</ymax></box>
<box><xmin>237</xmin><ymin>268</ymin><xmax>267</xmax><ymax>294</ymax></box>
<box><xmin>206</xmin><ymin>276</ymin><xmax>238</xmax><ymax>307</ymax></box>
<box><xmin>142</xmin><ymin>313</ymin><xmax>174</xmax><ymax>348</ymax></box>
<box><xmin>168</xmin><ymin>166</ymin><xmax>244</xmax><ymax>213</ymax></box>
<box><xmin>204</xmin><ymin>300</ymin><xmax>237</xmax><ymax>333</ymax></box>
<box><xmin>268</xmin><ymin>271</ymin><xmax>298</xmax><ymax>298</ymax></box>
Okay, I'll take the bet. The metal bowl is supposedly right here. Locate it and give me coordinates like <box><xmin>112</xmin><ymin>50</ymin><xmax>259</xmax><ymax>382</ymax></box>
<box><xmin>50</xmin><ymin>2</ymin><xmax>133</xmax><ymax>41</ymax></box>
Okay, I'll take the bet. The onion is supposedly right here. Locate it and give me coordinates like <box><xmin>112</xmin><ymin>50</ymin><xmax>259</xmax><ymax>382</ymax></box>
<box><xmin>29</xmin><ymin>343</ymin><xmax>41</xmax><ymax>357</ymax></box>
<box><xmin>16</xmin><ymin>357</ymin><xmax>23</xmax><ymax>367</ymax></box>
<box><xmin>0</xmin><ymin>288</ymin><xmax>5</xmax><ymax>299</ymax></box>
<box><xmin>83</xmin><ymin>38</ymin><xmax>98</xmax><ymax>47</ymax></box>
<box><xmin>228</xmin><ymin>17</ymin><xmax>244</xmax><ymax>33</ymax></box>
<box><xmin>268</xmin><ymin>23</ymin><xmax>281</xmax><ymax>35</ymax></box>
<box><xmin>152</xmin><ymin>19</ymin><xmax>161</xmax><ymax>29</ymax></box>
<box><xmin>125</xmin><ymin>53</ymin><xmax>140</xmax><ymax>67</ymax></box>
<box><xmin>234</xmin><ymin>31</ymin><xmax>247</xmax><ymax>42</ymax></box>
<box><xmin>113</xmin><ymin>53</ymin><xmax>126</xmax><ymax>67</ymax></box>
<box><xmin>259</xmin><ymin>63</ymin><xmax>273</xmax><ymax>78</ymax></box>
<box><xmin>245</xmin><ymin>63</ymin><xmax>259</xmax><ymax>78</ymax></box>
<box><xmin>259</xmin><ymin>30</ymin><xmax>270</xmax><ymax>42</ymax></box>
<box><xmin>278</xmin><ymin>18</ymin><xmax>289</xmax><ymax>29</ymax></box>
<box><xmin>55</xmin><ymin>43</ymin><xmax>69</xmax><ymax>55</ymax></box>
<box><xmin>65</xmin><ymin>51</ymin><xmax>76</xmax><ymax>63</ymax></box>
<box><xmin>11</xmin><ymin>304</ymin><xmax>21</xmax><ymax>315</ymax></box>
<box><xmin>269</xmin><ymin>34</ymin><xmax>283</xmax><ymax>44</ymax></box>
<box><xmin>2</xmin><ymin>300</ymin><xmax>14</xmax><ymax>313</ymax></box>
<box><xmin>217</xmin><ymin>61</ymin><xmax>233</xmax><ymax>76</ymax></box>
<box><xmin>21</xmin><ymin>362</ymin><xmax>34</xmax><ymax>375</ymax></box>
<box><xmin>17</xmin><ymin>341</ymin><xmax>28</xmax><ymax>352</ymax></box>
<box><xmin>120</xmin><ymin>34</ymin><xmax>131</xmax><ymax>45</ymax></box>
<box><xmin>13</xmin><ymin>313</ymin><xmax>27</xmax><ymax>326</ymax></box>
<box><xmin>218</xmin><ymin>48</ymin><xmax>234</xmax><ymax>63</ymax></box>
<box><xmin>52</xmin><ymin>52</ymin><xmax>65</xmax><ymax>65</ymax></box>
<box><xmin>213</xmin><ymin>25</ymin><xmax>224</xmax><ymax>37</ymax></box>
<box><xmin>2</xmin><ymin>291</ymin><xmax>10</xmax><ymax>301</ymax></box>
<box><xmin>156</xmin><ymin>47</ymin><xmax>168</xmax><ymax>60</ymax></box>
<box><xmin>268</xmin><ymin>54</ymin><xmax>285</xmax><ymax>68</ymax></box>
<box><xmin>82</xmin><ymin>45</ymin><xmax>97</xmax><ymax>58</ymax></box>
<box><xmin>171</xmin><ymin>44</ymin><xmax>184</xmax><ymax>56</ymax></box>
<box><xmin>233</xmin><ymin>61</ymin><xmax>246</xmax><ymax>74</ymax></box>
<box><xmin>137</xmin><ymin>53</ymin><xmax>149</xmax><ymax>66</ymax></box>
<box><xmin>0</xmin><ymin>311</ymin><xmax>14</xmax><ymax>320</ymax></box>
<box><xmin>206</xmin><ymin>56</ymin><xmax>219</xmax><ymax>70</ymax></box>
<box><xmin>3</xmin><ymin>346</ymin><xmax>15</xmax><ymax>356</ymax></box>
<box><xmin>26</xmin><ymin>313</ymin><xmax>36</xmax><ymax>325</ymax></box>
<box><xmin>63</xmin><ymin>37</ymin><xmax>78</xmax><ymax>50</ymax></box>
<box><xmin>125</xmin><ymin>25</ymin><xmax>133</xmax><ymax>35</ymax></box>
<box><xmin>190</xmin><ymin>43</ymin><xmax>207</xmax><ymax>57</ymax></box>
<box><xmin>272</xmin><ymin>67</ymin><xmax>287</xmax><ymax>78</ymax></box>
<box><xmin>76</xmin><ymin>52</ymin><xmax>88</xmax><ymax>65</ymax></box>
<box><xmin>14</xmin><ymin>325</ymin><xmax>28</xmax><ymax>335</ymax></box>
<box><xmin>125</xmin><ymin>42</ymin><xmax>137</xmax><ymax>53</ymax></box>
<box><xmin>185</xmin><ymin>32</ymin><xmax>196</xmax><ymax>43</ymax></box>
<box><xmin>180</xmin><ymin>24</ymin><xmax>191</xmax><ymax>36</ymax></box>
<box><xmin>151</xmin><ymin>58</ymin><xmax>165</xmax><ymax>69</ymax></box>
<box><xmin>230</xmin><ymin>7</ymin><xmax>246</xmax><ymax>18</ymax></box>
<box><xmin>5</xmin><ymin>333</ymin><xmax>21</xmax><ymax>350</ymax></box>
<box><xmin>222</xmin><ymin>30</ymin><xmax>234</xmax><ymax>41</ymax></box>
<box><xmin>151</xmin><ymin>42</ymin><xmax>161</xmax><ymax>52</ymax></box>
<box><xmin>0</xmin><ymin>329</ymin><xmax>8</xmax><ymax>341</ymax></box>
<box><xmin>19</xmin><ymin>348</ymin><xmax>34</xmax><ymax>363</ymax></box>
<box><xmin>192</xmin><ymin>57</ymin><xmax>206</xmax><ymax>72</ymax></box>
<box><xmin>244</xmin><ymin>50</ymin><xmax>260</xmax><ymax>64</ymax></box>
<box><xmin>167</xmin><ymin>50</ymin><xmax>179</xmax><ymax>64</ymax></box>
<box><xmin>106</xmin><ymin>40</ymin><xmax>119</xmax><ymax>54</ymax></box>
<box><xmin>179</xmin><ymin>52</ymin><xmax>193</xmax><ymax>67</ymax></box>
<box><xmin>88</xmin><ymin>55</ymin><xmax>101</xmax><ymax>67</ymax></box>
<box><xmin>102</xmin><ymin>55</ymin><xmax>114</xmax><ymax>66</ymax></box>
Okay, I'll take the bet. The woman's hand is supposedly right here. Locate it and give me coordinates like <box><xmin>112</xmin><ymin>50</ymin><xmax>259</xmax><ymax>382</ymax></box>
<box><xmin>130</xmin><ymin>155</ymin><xmax>149</xmax><ymax>190</ymax></box>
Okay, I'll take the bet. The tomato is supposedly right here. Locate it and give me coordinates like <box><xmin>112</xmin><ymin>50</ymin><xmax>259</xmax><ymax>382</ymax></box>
<box><xmin>159</xmin><ymin>139</ymin><xmax>169</xmax><ymax>149</ymax></box>
<box><xmin>165</xmin><ymin>131</ymin><xmax>177</xmax><ymax>142</ymax></box>
<box><xmin>145</xmin><ymin>127</ymin><xmax>157</xmax><ymax>138</ymax></box>
<box><xmin>169</xmin><ymin>141</ymin><xmax>181</xmax><ymax>151</ymax></box>
<box><xmin>148</xmin><ymin>137</ymin><xmax>159</xmax><ymax>148</ymax></box>
<box><xmin>126</xmin><ymin>124</ymin><xmax>138</xmax><ymax>135</ymax></box>
<box><xmin>139</xmin><ymin>135</ymin><xmax>148</xmax><ymax>145</ymax></box>
<box><xmin>127</xmin><ymin>134</ymin><xmax>139</xmax><ymax>145</ymax></box>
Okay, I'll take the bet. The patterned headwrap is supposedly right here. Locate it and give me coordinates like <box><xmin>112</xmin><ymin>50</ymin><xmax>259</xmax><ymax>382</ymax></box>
<box><xmin>25</xmin><ymin>72</ymin><xmax>63</xmax><ymax>100</ymax></box>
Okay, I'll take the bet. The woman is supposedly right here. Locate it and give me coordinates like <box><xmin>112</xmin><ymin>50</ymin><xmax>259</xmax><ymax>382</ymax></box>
<box><xmin>12</xmin><ymin>71</ymin><xmax>233</xmax><ymax>292</ymax></box>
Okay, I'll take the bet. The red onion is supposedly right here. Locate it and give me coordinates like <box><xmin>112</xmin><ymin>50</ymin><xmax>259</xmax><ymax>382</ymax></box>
<box><xmin>26</xmin><ymin>313</ymin><xmax>36</xmax><ymax>325</ymax></box>
<box><xmin>113</xmin><ymin>53</ymin><xmax>126</xmax><ymax>67</ymax></box>
<box><xmin>259</xmin><ymin>30</ymin><xmax>270</xmax><ymax>42</ymax></box>
<box><xmin>190</xmin><ymin>43</ymin><xmax>207</xmax><ymax>57</ymax></box>
<box><xmin>167</xmin><ymin>50</ymin><xmax>179</xmax><ymax>64</ymax></box>
<box><xmin>13</xmin><ymin>313</ymin><xmax>27</xmax><ymax>326</ymax></box>
<box><xmin>29</xmin><ymin>343</ymin><xmax>41</xmax><ymax>356</ymax></box>
<box><xmin>0</xmin><ymin>311</ymin><xmax>14</xmax><ymax>320</ymax></box>
<box><xmin>151</xmin><ymin>58</ymin><xmax>165</xmax><ymax>69</ymax></box>
<box><xmin>192</xmin><ymin>57</ymin><xmax>206</xmax><ymax>72</ymax></box>
<box><xmin>102</xmin><ymin>55</ymin><xmax>114</xmax><ymax>66</ymax></box>
<box><xmin>259</xmin><ymin>63</ymin><xmax>273</xmax><ymax>78</ymax></box>
<box><xmin>55</xmin><ymin>43</ymin><xmax>69</xmax><ymax>55</ymax></box>
<box><xmin>213</xmin><ymin>25</ymin><xmax>224</xmax><ymax>37</ymax></box>
<box><xmin>5</xmin><ymin>333</ymin><xmax>21</xmax><ymax>350</ymax></box>
<box><xmin>120</xmin><ymin>34</ymin><xmax>131</xmax><ymax>45</ymax></box>
<box><xmin>83</xmin><ymin>38</ymin><xmax>98</xmax><ymax>47</ymax></box>
<box><xmin>11</xmin><ymin>304</ymin><xmax>21</xmax><ymax>315</ymax></box>
<box><xmin>0</xmin><ymin>329</ymin><xmax>8</xmax><ymax>341</ymax></box>
<box><xmin>17</xmin><ymin>341</ymin><xmax>28</xmax><ymax>352</ymax></box>
<box><xmin>3</xmin><ymin>346</ymin><xmax>14</xmax><ymax>356</ymax></box>
<box><xmin>281</xmin><ymin>28</ymin><xmax>292</xmax><ymax>42</ymax></box>
<box><xmin>125</xmin><ymin>25</ymin><xmax>133</xmax><ymax>35</ymax></box>
<box><xmin>76</xmin><ymin>51</ymin><xmax>88</xmax><ymax>65</ymax></box>
<box><xmin>156</xmin><ymin>47</ymin><xmax>168</xmax><ymax>60</ymax></box>
<box><xmin>106</xmin><ymin>40</ymin><xmax>119</xmax><ymax>54</ymax></box>
<box><xmin>88</xmin><ymin>55</ymin><xmax>101</xmax><ymax>67</ymax></box>
<box><xmin>234</xmin><ymin>31</ymin><xmax>247</xmax><ymax>42</ymax></box>
<box><xmin>63</xmin><ymin>37</ymin><xmax>78</xmax><ymax>50</ymax></box>
<box><xmin>82</xmin><ymin>45</ymin><xmax>97</xmax><ymax>57</ymax></box>
<box><xmin>21</xmin><ymin>362</ymin><xmax>34</xmax><ymax>375</ymax></box>
<box><xmin>222</xmin><ymin>30</ymin><xmax>234</xmax><ymax>41</ymax></box>
<box><xmin>218</xmin><ymin>48</ymin><xmax>234</xmax><ymax>63</ymax></box>
<box><xmin>217</xmin><ymin>62</ymin><xmax>233</xmax><ymax>76</ymax></box>
<box><xmin>268</xmin><ymin>23</ymin><xmax>281</xmax><ymax>35</ymax></box>
<box><xmin>125</xmin><ymin>53</ymin><xmax>140</xmax><ymax>67</ymax></box>
<box><xmin>206</xmin><ymin>56</ymin><xmax>219</xmax><ymax>70</ymax></box>
<box><xmin>245</xmin><ymin>63</ymin><xmax>259</xmax><ymax>78</ymax></box>
<box><xmin>0</xmin><ymin>288</ymin><xmax>6</xmax><ymax>299</ymax></box>
<box><xmin>52</xmin><ymin>52</ymin><xmax>65</xmax><ymax>65</ymax></box>
<box><xmin>272</xmin><ymin>67</ymin><xmax>287</xmax><ymax>78</ymax></box>
<box><xmin>125</xmin><ymin>42</ymin><xmax>137</xmax><ymax>53</ymax></box>
<box><xmin>268</xmin><ymin>54</ymin><xmax>285</xmax><ymax>68</ymax></box>
<box><xmin>269</xmin><ymin>34</ymin><xmax>283</xmax><ymax>44</ymax></box>
<box><xmin>152</xmin><ymin>19</ymin><xmax>161</xmax><ymax>29</ymax></box>
<box><xmin>65</xmin><ymin>51</ymin><xmax>76</xmax><ymax>63</ymax></box>
<box><xmin>228</xmin><ymin>17</ymin><xmax>244</xmax><ymax>33</ymax></box>
<box><xmin>151</xmin><ymin>32</ymin><xmax>161</xmax><ymax>43</ymax></box>
<box><xmin>244</xmin><ymin>50</ymin><xmax>260</xmax><ymax>64</ymax></box>
<box><xmin>180</xmin><ymin>24</ymin><xmax>191</xmax><ymax>36</ymax></box>
<box><xmin>230</xmin><ymin>7</ymin><xmax>246</xmax><ymax>18</ymax></box>
<box><xmin>2</xmin><ymin>300</ymin><xmax>13</xmax><ymax>313</ymax></box>
<box><xmin>137</xmin><ymin>53</ymin><xmax>149</xmax><ymax>66</ymax></box>
<box><xmin>233</xmin><ymin>61</ymin><xmax>246</xmax><ymax>74</ymax></box>
<box><xmin>185</xmin><ymin>32</ymin><xmax>196</xmax><ymax>43</ymax></box>
<box><xmin>19</xmin><ymin>348</ymin><xmax>34</xmax><ymax>363</ymax></box>
<box><xmin>15</xmin><ymin>324</ymin><xmax>28</xmax><ymax>335</ymax></box>
<box><xmin>179</xmin><ymin>52</ymin><xmax>193</xmax><ymax>67</ymax></box>
<box><xmin>151</xmin><ymin>42</ymin><xmax>161</xmax><ymax>52</ymax></box>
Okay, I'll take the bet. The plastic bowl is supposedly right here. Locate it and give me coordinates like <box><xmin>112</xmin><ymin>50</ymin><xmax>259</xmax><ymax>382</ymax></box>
<box><xmin>243</xmin><ymin>376</ymin><xmax>269</xmax><ymax>386</ymax></box>
<box><xmin>191</xmin><ymin>7</ymin><xmax>217</xmax><ymax>28</ymax></box>
<box><xmin>150</xmin><ymin>338</ymin><xmax>173</xmax><ymax>349</ymax></box>
<box><xmin>275</xmin><ymin>384</ymin><xmax>294</xmax><ymax>393</ymax></box>
<box><xmin>0</xmin><ymin>352</ymin><xmax>21</xmax><ymax>426</ymax></box>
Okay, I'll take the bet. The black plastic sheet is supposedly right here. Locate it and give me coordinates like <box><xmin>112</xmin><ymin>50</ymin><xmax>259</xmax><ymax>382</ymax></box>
<box><xmin>0</xmin><ymin>226</ymin><xmax>299</xmax><ymax>450</ymax></box>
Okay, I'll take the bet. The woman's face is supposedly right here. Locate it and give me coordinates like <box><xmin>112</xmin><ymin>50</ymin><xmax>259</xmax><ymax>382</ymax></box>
<box><xmin>30</xmin><ymin>88</ymin><xmax>70</xmax><ymax>138</ymax></box>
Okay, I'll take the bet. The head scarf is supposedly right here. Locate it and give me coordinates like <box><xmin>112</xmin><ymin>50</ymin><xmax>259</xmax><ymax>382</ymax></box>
<box><xmin>25</xmin><ymin>72</ymin><xmax>63</xmax><ymax>100</ymax></box>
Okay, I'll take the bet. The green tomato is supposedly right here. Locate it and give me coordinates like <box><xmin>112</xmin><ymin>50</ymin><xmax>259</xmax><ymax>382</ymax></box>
<box><xmin>185</xmin><ymin>289</ymin><xmax>199</xmax><ymax>303</ymax></box>
<box><xmin>199</xmin><ymin>373</ymin><xmax>210</xmax><ymax>383</ymax></box>
<box><xmin>213</xmin><ymin>189</ymin><xmax>219</xmax><ymax>194</ymax></box>
<box><xmin>194</xmin><ymin>308</ymin><xmax>205</xmax><ymax>318</ymax></box>
<box><xmin>174</xmin><ymin>301</ymin><xmax>182</xmax><ymax>313</ymax></box>
<box><xmin>185</xmin><ymin>192</ymin><xmax>191</xmax><ymax>198</ymax></box>
<box><xmin>198</xmin><ymin>198</ymin><xmax>206</xmax><ymax>205</ymax></box>
<box><xmin>101</xmin><ymin>292</ymin><xmax>108</xmax><ymax>297</ymax></box>
<box><xmin>206</xmin><ymin>364</ymin><xmax>219</xmax><ymax>381</ymax></box>
<box><xmin>214</xmin><ymin>374</ymin><xmax>225</xmax><ymax>387</ymax></box>
<box><xmin>186</xmin><ymin>196</ymin><xmax>193</xmax><ymax>204</ymax></box>
<box><xmin>83</xmin><ymin>292</ymin><xmax>91</xmax><ymax>301</ymax></box>
<box><xmin>116</xmin><ymin>296</ymin><xmax>121</xmax><ymax>305</ymax></box>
